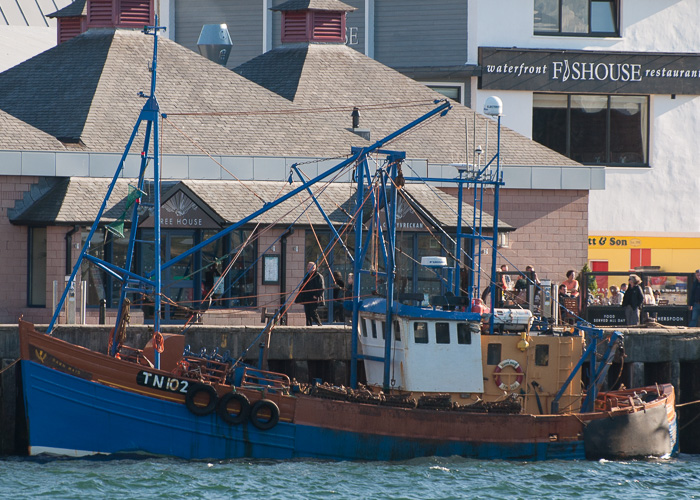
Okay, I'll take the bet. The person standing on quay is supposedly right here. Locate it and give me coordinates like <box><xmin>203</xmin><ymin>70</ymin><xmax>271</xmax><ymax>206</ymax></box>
<box><xmin>621</xmin><ymin>274</ymin><xmax>644</xmax><ymax>326</ymax></box>
<box><xmin>296</xmin><ymin>262</ymin><xmax>324</xmax><ymax>326</ymax></box>
<box><xmin>690</xmin><ymin>269</ymin><xmax>700</xmax><ymax>327</ymax></box>
<box><xmin>332</xmin><ymin>271</ymin><xmax>346</xmax><ymax>323</ymax></box>
<box><xmin>609</xmin><ymin>285</ymin><xmax>623</xmax><ymax>305</ymax></box>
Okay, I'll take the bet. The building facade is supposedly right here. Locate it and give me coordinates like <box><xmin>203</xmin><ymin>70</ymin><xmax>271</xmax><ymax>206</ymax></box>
<box><xmin>161</xmin><ymin>0</ymin><xmax>700</xmax><ymax>277</ymax></box>
<box><xmin>0</xmin><ymin>0</ymin><xmax>600</xmax><ymax>326</ymax></box>
<box><xmin>473</xmin><ymin>1</ymin><xmax>700</xmax><ymax>275</ymax></box>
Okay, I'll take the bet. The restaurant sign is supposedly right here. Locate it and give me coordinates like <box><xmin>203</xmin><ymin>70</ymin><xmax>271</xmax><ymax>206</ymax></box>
<box><xmin>479</xmin><ymin>47</ymin><xmax>700</xmax><ymax>95</ymax></box>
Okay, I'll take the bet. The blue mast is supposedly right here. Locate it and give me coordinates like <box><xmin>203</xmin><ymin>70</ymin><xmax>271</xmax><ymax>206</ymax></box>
<box><xmin>48</xmin><ymin>18</ymin><xmax>167</xmax><ymax>368</ymax></box>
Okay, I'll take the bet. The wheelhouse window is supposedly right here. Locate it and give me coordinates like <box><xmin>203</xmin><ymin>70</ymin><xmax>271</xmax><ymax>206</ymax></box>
<box><xmin>435</xmin><ymin>322</ymin><xmax>450</xmax><ymax>344</ymax></box>
<box><xmin>533</xmin><ymin>93</ymin><xmax>649</xmax><ymax>166</ymax></box>
<box><xmin>536</xmin><ymin>345</ymin><xmax>550</xmax><ymax>366</ymax></box>
<box><xmin>486</xmin><ymin>343</ymin><xmax>502</xmax><ymax>365</ymax></box>
<box><xmin>457</xmin><ymin>323</ymin><xmax>472</xmax><ymax>345</ymax></box>
<box><xmin>414</xmin><ymin>322</ymin><xmax>428</xmax><ymax>344</ymax></box>
<box><xmin>534</xmin><ymin>0</ymin><xmax>618</xmax><ymax>36</ymax></box>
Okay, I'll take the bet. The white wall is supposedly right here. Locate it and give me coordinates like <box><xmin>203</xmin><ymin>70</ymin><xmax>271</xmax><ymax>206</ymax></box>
<box><xmin>473</xmin><ymin>89</ymin><xmax>533</xmax><ymax>139</ymax></box>
<box><xmin>474</xmin><ymin>0</ymin><xmax>700</xmax><ymax>237</ymax></box>
<box><xmin>590</xmin><ymin>95</ymin><xmax>700</xmax><ymax>235</ymax></box>
<box><xmin>476</xmin><ymin>0</ymin><xmax>700</xmax><ymax>53</ymax></box>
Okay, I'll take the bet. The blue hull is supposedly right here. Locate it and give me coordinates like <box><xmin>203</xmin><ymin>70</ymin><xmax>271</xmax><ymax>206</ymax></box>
<box><xmin>21</xmin><ymin>361</ymin><xmax>586</xmax><ymax>461</ymax></box>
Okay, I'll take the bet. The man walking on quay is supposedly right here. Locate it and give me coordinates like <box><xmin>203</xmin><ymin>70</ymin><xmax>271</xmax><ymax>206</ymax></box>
<box><xmin>690</xmin><ymin>269</ymin><xmax>700</xmax><ymax>327</ymax></box>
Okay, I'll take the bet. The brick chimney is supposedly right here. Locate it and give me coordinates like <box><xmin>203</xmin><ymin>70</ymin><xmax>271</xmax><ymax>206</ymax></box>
<box><xmin>48</xmin><ymin>0</ymin><xmax>154</xmax><ymax>44</ymax></box>
<box><xmin>272</xmin><ymin>0</ymin><xmax>356</xmax><ymax>44</ymax></box>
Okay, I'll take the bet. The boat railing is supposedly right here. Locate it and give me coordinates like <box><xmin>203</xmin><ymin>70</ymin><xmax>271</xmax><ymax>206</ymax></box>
<box><xmin>594</xmin><ymin>386</ymin><xmax>665</xmax><ymax>411</ymax></box>
<box><xmin>241</xmin><ymin>366</ymin><xmax>291</xmax><ymax>393</ymax></box>
<box><xmin>180</xmin><ymin>355</ymin><xmax>230</xmax><ymax>384</ymax></box>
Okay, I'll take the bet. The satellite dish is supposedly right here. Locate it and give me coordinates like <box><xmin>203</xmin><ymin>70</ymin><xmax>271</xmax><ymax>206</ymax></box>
<box><xmin>484</xmin><ymin>96</ymin><xmax>503</xmax><ymax>116</ymax></box>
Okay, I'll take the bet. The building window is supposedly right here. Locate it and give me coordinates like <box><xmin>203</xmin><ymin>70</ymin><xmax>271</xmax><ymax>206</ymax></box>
<box><xmin>533</xmin><ymin>93</ymin><xmax>649</xmax><ymax>166</ymax></box>
<box><xmin>28</xmin><ymin>227</ymin><xmax>47</xmax><ymax>307</ymax></box>
<box><xmin>82</xmin><ymin>228</ymin><xmax>131</xmax><ymax>308</ymax></box>
<box><xmin>534</xmin><ymin>0</ymin><xmax>618</xmax><ymax>36</ymax></box>
<box><xmin>424</xmin><ymin>83</ymin><xmax>464</xmax><ymax>104</ymax></box>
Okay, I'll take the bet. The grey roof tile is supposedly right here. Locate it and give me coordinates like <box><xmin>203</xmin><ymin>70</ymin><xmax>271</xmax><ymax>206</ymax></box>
<box><xmin>48</xmin><ymin>0</ymin><xmax>87</xmax><ymax>18</ymax></box>
<box><xmin>0</xmin><ymin>110</ymin><xmax>66</xmax><ymax>150</ymax></box>
<box><xmin>234</xmin><ymin>43</ymin><xmax>582</xmax><ymax>168</ymax></box>
<box><xmin>0</xmin><ymin>29</ymin><xmax>581</xmax><ymax>170</ymax></box>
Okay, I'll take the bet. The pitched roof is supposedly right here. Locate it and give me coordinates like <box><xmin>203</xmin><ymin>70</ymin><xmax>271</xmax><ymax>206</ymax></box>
<box><xmin>0</xmin><ymin>29</ymin><xmax>376</xmax><ymax>157</ymax></box>
<box><xmin>234</xmin><ymin>43</ymin><xmax>582</xmax><ymax>167</ymax></box>
<box><xmin>272</xmin><ymin>0</ymin><xmax>356</xmax><ymax>12</ymax></box>
<box><xmin>0</xmin><ymin>28</ymin><xmax>581</xmax><ymax>168</ymax></box>
<box><xmin>47</xmin><ymin>0</ymin><xmax>87</xmax><ymax>18</ymax></box>
<box><xmin>10</xmin><ymin>177</ymin><xmax>510</xmax><ymax>231</ymax></box>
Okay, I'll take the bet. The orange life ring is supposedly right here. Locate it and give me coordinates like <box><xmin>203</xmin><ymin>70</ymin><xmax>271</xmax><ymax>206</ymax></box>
<box><xmin>493</xmin><ymin>359</ymin><xmax>524</xmax><ymax>391</ymax></box>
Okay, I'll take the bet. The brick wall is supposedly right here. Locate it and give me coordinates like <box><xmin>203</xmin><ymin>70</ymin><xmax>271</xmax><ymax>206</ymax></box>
<box><xmin>442</xmin><ymin>187</ymin><xmax>589</xmax><ymax>290</ymax></box>
<box><xmin>0</xmin><ymin>176</ymin><xmax>36</xmax><ymax>323</ymax></box>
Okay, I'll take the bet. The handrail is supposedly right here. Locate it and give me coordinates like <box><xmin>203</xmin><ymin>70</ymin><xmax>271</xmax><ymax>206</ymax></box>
<box><xmin>241</xmin><ymin>366</ymin><xmax>291</xmax><ymax>392</ymax></box>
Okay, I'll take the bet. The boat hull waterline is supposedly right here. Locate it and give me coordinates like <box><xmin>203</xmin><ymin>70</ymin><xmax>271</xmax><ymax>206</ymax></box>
<box><xmin>19</xmin><ymin>322</ymin><xmax>677</xmax><ymax>461</ymax></box>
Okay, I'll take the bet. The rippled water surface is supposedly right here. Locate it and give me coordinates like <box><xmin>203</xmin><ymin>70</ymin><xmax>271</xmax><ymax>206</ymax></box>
<box><xmin>2</xmin><ymin>454</ymin><xmax>699</xmax><ymax>499</ymax></box>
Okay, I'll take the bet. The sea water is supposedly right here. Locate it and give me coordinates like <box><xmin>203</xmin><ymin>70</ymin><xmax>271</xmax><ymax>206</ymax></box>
<box><xmin>1</xmin><ymin>454</ymin><xmax>699</xmax><ymax>499</ymax></box>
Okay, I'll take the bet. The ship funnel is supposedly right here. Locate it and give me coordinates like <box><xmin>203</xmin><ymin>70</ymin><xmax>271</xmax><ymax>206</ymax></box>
<box><xmin>197</xmin><ymin>24</ymin><xmax>233</xmax><ymax>66</ymax></box>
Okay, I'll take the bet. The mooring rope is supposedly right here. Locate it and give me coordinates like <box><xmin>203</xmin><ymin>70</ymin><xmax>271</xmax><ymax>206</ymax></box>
<box><xmin>0</xmin><ymin>358</ymin><xmax>19</xmax><ymax>374</ymax></box>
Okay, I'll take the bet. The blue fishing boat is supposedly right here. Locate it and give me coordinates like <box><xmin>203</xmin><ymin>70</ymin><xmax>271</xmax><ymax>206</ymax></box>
<box><xmin>18</xmin><ymin>21</ymin><xmax>677</xmax><ymax>461</ymax></box>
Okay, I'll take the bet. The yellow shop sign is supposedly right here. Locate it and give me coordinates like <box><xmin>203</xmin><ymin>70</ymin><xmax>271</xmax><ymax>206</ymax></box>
<box><xmin>588</xmin><ymin>236</ymin><xmax>642</xmax><ymax>248</ymax></box>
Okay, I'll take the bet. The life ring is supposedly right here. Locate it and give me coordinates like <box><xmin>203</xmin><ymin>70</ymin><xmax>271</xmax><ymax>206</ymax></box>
<box><xmin>250</xmin><ymin>399</ymin><xmax>280</xmax><ymax>431</ymax></box>
<box><xmin>217</xmin><ymin>392</ymin><xmax>251</xmax><ymax>425</ymax></box>
<box><xmin>185</xmin><ymin>384</ymin><xmax>218</xmax><ymax>416</ymax></box>
<box><xmin>493</xmin><ymin>359</ymin><xmax>524</xmax><ymax>391</ymax></box>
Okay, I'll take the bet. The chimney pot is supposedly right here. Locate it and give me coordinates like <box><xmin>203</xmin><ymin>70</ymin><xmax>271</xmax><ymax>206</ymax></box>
<box><xmin>351</xmin><ymin>107</ymin><xmax>360</xmax><ymax>129</ymax></box>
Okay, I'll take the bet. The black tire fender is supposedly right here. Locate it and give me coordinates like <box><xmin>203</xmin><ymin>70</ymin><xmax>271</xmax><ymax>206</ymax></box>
<box><xmin>217</xmin><ymin>392</ymin><xmax>251</xmax><ymax>425</ymax></box>
<box><xmin>250</xmin><ymin>399</ymin><xmax>280</xmax><ymax>431</ymax></box>
<box><xmin>185</xmin><ymin>384</ymin><xmax>218</xmax><ymax>416</ymax></box>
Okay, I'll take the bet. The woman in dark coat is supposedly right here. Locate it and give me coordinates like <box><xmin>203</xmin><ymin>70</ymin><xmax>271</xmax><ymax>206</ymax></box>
<box><xmin>296</xmin><ymin>262</ymin><xmax>324</xmax><ymax>326</ymax></box>
<box><xmin>621</xmin><ymin>274</ymin><xmax>644</xmax><ymax>325</ymax></box>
